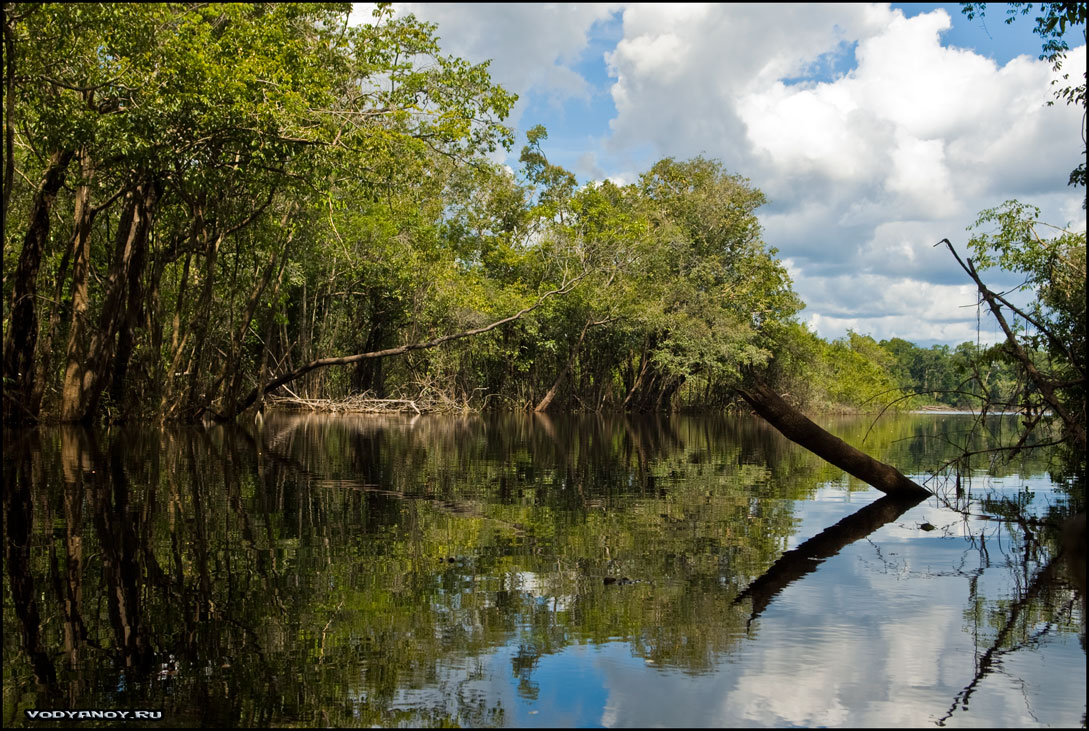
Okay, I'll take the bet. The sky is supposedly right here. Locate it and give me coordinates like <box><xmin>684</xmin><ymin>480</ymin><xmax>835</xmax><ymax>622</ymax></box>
<box><xmin>349</xmin><ymin>3</ymin><xmax>1086</xmax><ymax>347</ymax></box>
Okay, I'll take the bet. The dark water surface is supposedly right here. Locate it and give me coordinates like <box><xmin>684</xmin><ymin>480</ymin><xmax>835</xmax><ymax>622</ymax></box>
<box><xmin>3</xmin><ymin>412</ymin><xmax>1085</xmax><ymax>727</ymax></box>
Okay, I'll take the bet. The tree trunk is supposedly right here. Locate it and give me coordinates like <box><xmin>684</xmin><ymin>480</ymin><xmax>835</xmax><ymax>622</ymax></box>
<box><xmin>221</xmin><ymin>231</ymin><xmax>289</xmax><ymax>414</ymax></box>
<box><xmin>3</xmin><ymin>149</ymin><xmax>74</xmax><ymax>423</ymax></box>
<box><xmin>108</xmin><ymin>194</ymin><xmax>155</xmax><ymax>412</ymax></box>
<box><xmin>60</xmin><ymin>149</ymin><xmax>96</xmax><ymax>420</ymax></box>
<box><xmin>534</xmin><ymin>315</ymin><xmax>610</xmax><ymax>412</ymax></box>
<box><xmin>352</xmin><ymin>318</ymin><xmax>388</xmax><ymax>395</ymax></box>
<box><xmin>62</xmin><ymin>177</ymin><xmax>160</xmax><ymax>422</ymax></box>
<box><xmin>251</xmin><ymin>252</ymin><xmax>290</xmax><ymax>420</ymax></box>
<box><xmin>737</xmin><ymin>377</ymin><xmax>930</xmax><ymax>498</ymax></box>
<box><xmin>3</xmin><ymin>8</ymin><xmax>16</xmax><ymax>217</ymax></box>
<box><xmin>160</xmin><ymin>218</ymin><xmax>199</xmax><ymax>418</ymax></box>
<box><xmin>30</xmin><ymin>220</ymin><xmax>77</xmax><ymax>416</ymax></box>
<box><xmin>183</xmin><ymin>224</ymin><xmax>222</xmax><ymax>416</ymax></box>
<box><xmin>622</xmin><ymin>337</ymin><xmax>653</xmax><ymax>409</ymax></box>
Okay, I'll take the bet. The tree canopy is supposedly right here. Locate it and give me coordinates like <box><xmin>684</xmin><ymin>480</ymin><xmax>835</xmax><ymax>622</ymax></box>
<box><xmin>1</xmin><ymin>0</ymin><xmax>1083</xmax><ymax>495</ymax></box>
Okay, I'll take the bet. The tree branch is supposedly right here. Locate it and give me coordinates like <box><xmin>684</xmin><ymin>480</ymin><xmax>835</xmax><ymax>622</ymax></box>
<box><xmin>210</xmin><ymin>272</ymin><xmax>590</xmax><ymax>422</ymax></box>
<box><xmin>937</xmin><ymin>238</ymin><xmax>1085</xmax><ymax>450</ymax></box>
<box><xmin>970</xmin><ymin>268</ymin><xmax>1083</xmax><ymax>378</ymax></box>
<box><xmin>222</xmin><ymin>188</ymin><xmax>276</xmax><ymax>237</ymax></box>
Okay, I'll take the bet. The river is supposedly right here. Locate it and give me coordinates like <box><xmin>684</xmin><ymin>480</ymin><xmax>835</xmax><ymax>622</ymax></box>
<box><xmin>3</xmin><ymin>411</ymin><xmax>1084</xmax><ymax>727</ymax></box>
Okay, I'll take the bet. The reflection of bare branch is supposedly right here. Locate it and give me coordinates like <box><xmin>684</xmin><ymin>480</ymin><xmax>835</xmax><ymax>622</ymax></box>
<box><xmin>734</xmin><ymin>492</ymin><xmax>925</xmax><ymax>624</ymax></box>
<box><xmin>936</xmin><ymin>552</ymin><xmax>1066</xmax><ymax>727</ymax></box>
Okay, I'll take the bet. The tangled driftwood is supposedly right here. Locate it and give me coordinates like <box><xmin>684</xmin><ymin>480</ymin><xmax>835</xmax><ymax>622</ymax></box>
<box><xmin>265</xmin><ymin>392</ymin><xmax>463</xmax><ymax>415</ymax></box>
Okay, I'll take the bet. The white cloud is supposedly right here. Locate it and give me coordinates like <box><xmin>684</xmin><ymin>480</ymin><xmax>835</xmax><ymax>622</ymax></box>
<box><xmin>796</xmin><ymin>271</ymin><xmax>996</xmax><ymax>343</ymax></box>
<box><xmin>603</xmin><ymin>4</ymin><xmax>1084</xmax><ymax>344</ymax></box>
<box><xmin>740</xmin><ymin>82</ymin><xmax>884</xmax><ymax>184</ymax></box>
<box><xmin>387</xmin><ymin>2</ymin><xmax>620</xmax><ymax>125</ymax></box>
<box><xmin>886</xmin><ymin>133</ymin><xmax>959</xmax><ymax>218</ymax></box>
<box><xmin>605</xmin><ymin>4</ymin><xmax>892</xmax><ymax>163</ymax></box>
<box><xmin>351</xmin><ymin>2</ymin><xmax>1085</xmax><ymax>345</ymax></box>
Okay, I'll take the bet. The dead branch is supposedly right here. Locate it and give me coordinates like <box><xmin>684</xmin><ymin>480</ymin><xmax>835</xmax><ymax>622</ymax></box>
<box><xmin>937</xmin><ymin>238</ymin><xmax>1085</xmax><ymax>450</ymax></box>
<box><xmin>211</xmin><ymin>272</ymin><xmax>589</xmax><ymax>422</ymax></box>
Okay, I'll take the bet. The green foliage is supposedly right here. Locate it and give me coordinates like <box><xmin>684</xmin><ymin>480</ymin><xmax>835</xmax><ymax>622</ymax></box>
<box><xmin>9</xmin><ymin>4</ymin><xmax>1072</xmax><ymax>430</ymax></box>
<box><xmin>968</xmin><ymin>202</ymin><xmax>1086</xmax><ymax>346</ymax></box>
<box><xmin>880</xmin><ymin>338</ymin><xmax>974</xmax><ymax>406</ymax></box>
<box><xmin>967</xmin><ymin>201</ymin><xmax>1085</xmax><ymax>372</ymax></box>
<box><xmin>795</xmin><ymin>330</ymin><xmax>911</xmax><ymax>411</ymax></box>
<box><xmin>3</xmin><ymin>2</ymin><xmax>519</xmax><ymax>421</ymax></box>
<box><xmin>386</xmin><ymin>140</ymin><xmax>802</xmax><ymax>413</ymax></box>
<box><xmin>962</xmin><ymin>200</ymin><xmax>1086</xmax><ymax>485</ymax></box>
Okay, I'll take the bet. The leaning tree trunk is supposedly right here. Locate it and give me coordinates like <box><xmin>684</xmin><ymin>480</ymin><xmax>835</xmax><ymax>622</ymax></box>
<box><xmin>535</xmin><ymin>316</ymin><xmax>594</xmax><ymax>412</ymax></box>
<box><xmin>737</xmin><ymin>377</ymin><xmax>930</xmax><ymax>498</ymax></box>
<box><xmin>3</xmin><ymin>149</ymin><xmax>74</xmax><ymax>424</ymax></box>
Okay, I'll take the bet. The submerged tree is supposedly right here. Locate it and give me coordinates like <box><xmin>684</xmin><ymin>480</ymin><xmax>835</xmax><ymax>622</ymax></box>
<box><xmin>937</xmin><ymin>200</ymin><xmax>1085</xmax><ymax>501</ymax></box>
<box><xmin>1</xmin><ymin>3</ymin><xmax>518</xmax><ymax>425</ymax></box>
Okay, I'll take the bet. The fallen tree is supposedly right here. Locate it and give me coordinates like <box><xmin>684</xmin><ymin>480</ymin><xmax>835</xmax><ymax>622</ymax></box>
<box><xmin>737</xmin><ymin>377</ymin><xmax>932</xmax><ymax>498</ymax></box>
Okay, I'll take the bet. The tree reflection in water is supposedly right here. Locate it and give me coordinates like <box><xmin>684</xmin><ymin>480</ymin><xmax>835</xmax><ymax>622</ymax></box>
<box><xmin>2</xmin><ymin>412</ymin><xmax>1083</xmax><ymax>727</ymax></box>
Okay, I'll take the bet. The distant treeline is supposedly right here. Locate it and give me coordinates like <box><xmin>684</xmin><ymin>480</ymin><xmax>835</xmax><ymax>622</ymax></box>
<box><xmin>761</xmin><ymin>329</ymin><xmax>1021</xmax><ymax>413</ymax></box>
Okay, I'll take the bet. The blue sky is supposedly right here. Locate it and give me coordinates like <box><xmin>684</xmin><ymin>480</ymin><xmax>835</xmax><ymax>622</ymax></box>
<box><xmin>352</xmin><ymin>3</ymin><xmax>1086</xmax><ymax>347</ymax></box>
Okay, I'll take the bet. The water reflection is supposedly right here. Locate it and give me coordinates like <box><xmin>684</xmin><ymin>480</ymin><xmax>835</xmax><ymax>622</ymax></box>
<box><xmin>2</xmin><ymin>412</ymin><xmax>1083</xmax><ymax>727</ymax></box>
<box><xmin>734</xmin><ymin>491</ymin><xmax>925</xmax><ymax>625</ymax></box>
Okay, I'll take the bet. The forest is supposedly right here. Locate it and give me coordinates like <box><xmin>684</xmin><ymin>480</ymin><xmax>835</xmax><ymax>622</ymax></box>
<box><xmin>2</xmin><ymin>3</ymin><xmax>1084</xmax><ymax>456</ymax></box>
<box><xmin>2</xmin><ymin>4</ymin><xmax>1086</xmax><ymax>726</ymax></box>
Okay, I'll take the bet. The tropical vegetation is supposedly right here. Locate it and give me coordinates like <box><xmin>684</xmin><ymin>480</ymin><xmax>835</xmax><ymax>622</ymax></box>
<box><xmin>2</xmin><ymin>3</ymin><xmax>1084</xmax><ymax>487</ymax></box>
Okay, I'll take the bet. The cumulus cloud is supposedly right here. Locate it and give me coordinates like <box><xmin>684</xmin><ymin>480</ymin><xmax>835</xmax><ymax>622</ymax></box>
<box><xmin>603</xmin><ymin>4</ymin><xmax>1084</xmax><ymax>344</ymax></box>
<box><xmin>605</xmin><ymin>4</ymin><xmax>891</xmax><ymax>164</ymax></box>
<box><xmin>795</xmin><ymin>271</ymin><xmax>991</xmax><ymax>344</ymax></box>
<box><xmin>387</xmin><ymin>2</ymin><xmax>620</xmax><ymax>125</ymax></box>
<box><xmin>351</xmin><ymin>2</ymin><xmax>1085</xmax><ymax>345</ymax></box>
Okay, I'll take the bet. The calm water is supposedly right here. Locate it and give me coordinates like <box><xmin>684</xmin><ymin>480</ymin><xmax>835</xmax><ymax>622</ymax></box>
<box><xmin>3</xmin><ymin>411</ymin><xmax>1085</xmax><ymax>727</ymax></box>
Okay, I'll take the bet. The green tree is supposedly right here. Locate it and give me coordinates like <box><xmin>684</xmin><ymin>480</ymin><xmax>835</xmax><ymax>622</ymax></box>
<box><xmin>939</xmin><ymin>199</ymin><xmax>1085</xmax><ymax>492</ymax></box>
<box><xmin>619</xmin><ymin>157</ymin><xmax>801</xmax><ymax>410</ymax></box>
<box><xmin>2</xmin><ymin>3</ymin><xmax>519</xmax><ymax>425</ymax></box>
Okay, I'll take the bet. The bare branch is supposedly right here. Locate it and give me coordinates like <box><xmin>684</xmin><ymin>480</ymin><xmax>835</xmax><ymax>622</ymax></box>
<box><xmin>937</xmin><ymin>238</ymin><xmax>1085</xmax><ymax>450</ymax></box>
<box><xmin>209</xmin><ymin>272</ymin><xmax>591</xmax><ymax>422</ymax></box>
<box><xmin>222</xmin><ymin>188</ymin><xmax>276</xmax><ymax>237</ymax></box>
